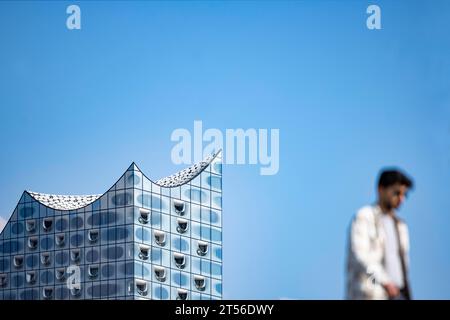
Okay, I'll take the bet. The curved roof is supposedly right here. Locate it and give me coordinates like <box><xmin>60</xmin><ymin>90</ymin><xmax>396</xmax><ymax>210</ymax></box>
<box><xmin>154</xmin><ymin>151</ymin><xmax>218</xmax><ymax>187</ymax></box>
<box><xmin>27</xmin><ymin>192</ymin><xmax>102</xmax><ymax>211</ymax></box>
<box><xmin>25</xmin><ymin>150</ymin><xmax>221</xmax><ymax>211</ymax></box>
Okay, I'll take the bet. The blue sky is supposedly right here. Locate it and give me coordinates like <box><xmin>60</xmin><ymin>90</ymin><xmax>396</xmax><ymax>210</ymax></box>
<box><xmin>0</xmin><ymin>0</ymin><xmax>449</xmax><ymax>299</ymax></box>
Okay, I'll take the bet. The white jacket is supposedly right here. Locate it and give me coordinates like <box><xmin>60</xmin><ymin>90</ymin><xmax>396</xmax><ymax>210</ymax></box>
<box><xmin>346</xmin><ymin>205</ymin><xmax>410</xmax><ymax>300</ymax></box>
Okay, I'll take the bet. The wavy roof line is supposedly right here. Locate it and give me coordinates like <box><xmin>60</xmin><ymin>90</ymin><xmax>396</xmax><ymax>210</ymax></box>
<box><xmin>27</xmin><ymin>192</ymin><xmax>102</xmax><ymax>211</ymax></box>
<box><xmin>26</xmin><ymin>150</ymin><xmax>221</xmax><ymax>211</ymax></box>
<box><xmin>154</xmin><ymin>152</ymin><xmax>218</xmax><ymax>187</ymax></box>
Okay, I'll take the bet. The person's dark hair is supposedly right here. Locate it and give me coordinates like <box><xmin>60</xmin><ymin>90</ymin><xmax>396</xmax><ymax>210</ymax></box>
<box><xmin>378</xmin><ymin>169</ymin><xmax>414</xmax><ymax>189</ymax></box>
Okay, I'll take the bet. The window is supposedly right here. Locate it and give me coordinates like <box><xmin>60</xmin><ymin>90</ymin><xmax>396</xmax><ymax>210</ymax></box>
<box><xmin>88</xmin><ymin>265</ymin><xmax>99</xmax><ymax>279</ymax></box>
<box><xmin>194</xmin><ymin>275</ymin><xmax>206</xmax><ymax>291</ymax></box>
<box><xmin>43</xmin><ymin>287</ymin><xmax>53</xmax><ymax>300</ymax></box>
<box><xmin>43</xmin><ymin>218</ymin><xmax>53</xmax><ymax>232</ymax></box>
<box><xmin>197</xmin><ymin>241</ymin><xmax>208</xmax><ymax>256</ymax></box>
<box><xmin>177</xmin><ymin>219</ymin><xmax>188</xmax><ymax>234</ymax></box>
<box><xmin>41</xmin><ymin>252</ymin><xmax>51</xmax><ymax>266</ymax></box>
<box><xmin>135</xmin><ymin>279</ymin><xmax>148</xmax><ymax>296</ymax></box>
<box><xmin>27</xmin><ymin>237</ymin><xmax>38</xmax><ymax>250</ymax></box>
<box><xmin>26</xmin><ymin>271</ymin><xmax>36</xmax><ymax>284</ymax></box>
<box><xmin>154</xmin><ymin>230</ymin><xmax>166</xmax><ymax>246</ymax></box>
<box><xmin>55</xmin><ymin>233</ymin><xmax>65</xmax><ymax>247</ymax></box>
<box><xmin>13</xmin><ymin>255</ymin><xmax>24</xmax><ymax>268</ymax></box>
<box><xmin>71</xmin><ymin>249</ymin><xmax>81</xmax><ymax>262</ymax></box>
<box><xmin>177</xmin><ymin>288</ymin><xmax>188</xmax><ymax>300</ymax></box>
<box><xmin>138</xmin><ymin>244</ymin><xmax>150</xmax><ymax>261</ymax></box>
<box><xmin>139</xmin><ymin>208</ymin><xmax>150</xmax><ymax>224</ymax></box>
<box><xmin>127</xmin><ymin>280</ymin><xmax>134</xmax><ymax>295</ymax></box>
<box><xmin>26</xmin><ymin>220</ymin><xmax>36</xmax><ymax>233</ymax></box>
<box><xmin>88</xmin><ymin>229</ymin><xmax>99</xmax><ymax>243</ymax></box>
<box><xmin>56</xmin><ymin>268</ymin><xmax>65</xmax><ymax>281</ymax></box>
<box><xmin>173</xmin><ymin>200</ymin><xmax>185</xmax><ymax>215</ymax></box>
<box><xmin>0</xmin><ymin>274</ymin><xmax>7</xmax><ymax>287</ymax></box>
<box><xmin>154</xmin><ymin>266</ymin><xmax>166</xmax><ymax>282</ymax></box>
<box><xmin>173</xmin><ymin>253</ymin><xmax>186</xmax><ymax>269</ymax></box>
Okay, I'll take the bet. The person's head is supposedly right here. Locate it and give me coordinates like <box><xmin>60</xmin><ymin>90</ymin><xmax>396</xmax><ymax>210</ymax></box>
<box><xmin>377</xmin><ymin>168</ymin><xmax>414</xmax><ymax>212</ymax></box>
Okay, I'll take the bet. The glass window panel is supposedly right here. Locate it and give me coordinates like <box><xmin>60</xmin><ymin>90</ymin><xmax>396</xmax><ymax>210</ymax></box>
<box><xmin>151</xmin><ymin>194</ymin><xmax>161</xmax><ymax>210</ymax></box>
<box><xmin>143</xmin><ymin>176</ymin><xmax>152</xmax><ymax>192</ymax></box>
<box><xmin>200</xmin><ymin>225</ymin><xmax>211</xmax><ymax>241</ymax></box>
<box><xmin>211</xmin><ymin>192</ymin><xmax>222</xmax><ymax>210</ymax></box>
<box><xmin>151</xmin><ymin>211</ymin><xmax>161</xmax><ymax>229</ymax></box>
<box><xmin>116</xmin><ymin>208</ymin><xmax>125</xmax><ymax>226</ymax></box>
<box><xmin>201</xmin><ymin>189</ymin><xmax>210</xmax><ymax>206</ymax></box>
<box><xmin>108</xmin><ymin>190</ymin><xmax>116</xmax><ymax>209</ymax></box>
<box><xmin>210</xmin><ymin>226</ymin><xmax>222</xmax><ymax>244</ymax></box>
<box><xmin>100</xmin><ymin>194</ymin><xmax>108</xmax><ymax>210</ymax></box>
<box><xmin>209</xmin><ymin>174</ymin><xmax>222</xmax><ymax>192</ymax></box>
<box><xmin>161</xmin><ymin>196</ymin><xmax>170</xmax><ymax>214</ymax></box>
<box><xmin>211</xmin><ymin>244</ymin><xmax>222</xmax><ymax>262</ymax></box>
<box><xmin>170</xmin><ymin>187</ymin><xmax>181</xmax><ymax>199</ymax></box>
<box><xmin>161</xmin><ymin>214</ymin><xmax>170</xmax><ymax>232</ymax></box>
<box><xmin>161</xmin><ymin>187</ymin><xmax>170</xmax><ymax>197</ymax></box>
<box><xmin>191</xmin><ymin>174</ymin><xmax>201</xmax><ymax>187</ymax></box>
<box><xmin>210</xmin><ymin>209</ymin><xmax>221</xmax><ymax>227</ymax></box>
<box><xmin>211</xmin><ymin>159</ymin><xmax>222</xmax><ymax>175</ymax></box>
<box><xmin>201</xmin><ymin>172</ymin><xmax>211</xmax><ymax>190</ymax></box>
<box><xmin>201</xmin><ymin>259</ymin><xmax>211</xmax><ymax>276</ymax></box>
<box><xmin>191</xmin><ymin>257</ymin><xmax>201</xmax><ymax>274</ymax></box>
<box><xmin>212</xmin><ymin>279</ymin><xmax>222</xmax><ymax>297</ymax></box>
<box><xmin>161</xmin><ymin>249</ymin><xmax>170</xmax><ymax>267</ymax></box>
<box><xmin>125</xmin><ymin>171</ymin><xmax>135</xmax><ymax>189</ymax></box>
<box><xmin>181</xmin><ymin>185</ymin><xmax>190</xmax><ymax>201</ymax></box>
<box><xmin>125</xmin><ymin>207</ymin><xmax>134</xmax><ymax>225</ymax></box>
<box><xmin>191</xmin><ymin>222</ymin><xmax>201</xmax><ymax>239</ymax></box>
<box><xmin>134</xmin><ymin>171</ymin><xmax>143</xmax><ymax>189</ymax></box>
<box><xmin>201</xmin><ymin>208</ymin><xmax>211</xmax><ymax>224</ymax></box>
<box><xmin>211</xmin><ymin>262</ymin><xmax>222</xmax><ymax>279</ymax></box>
<box><xmin>152</xmin><ymin>183</ymin><xmax>161</xmax><ymax>195</ymax></box>
<box><xmin>115</xmin><ymin>175</ymin><xmax>125</xmax><ymax>190</ymax></box>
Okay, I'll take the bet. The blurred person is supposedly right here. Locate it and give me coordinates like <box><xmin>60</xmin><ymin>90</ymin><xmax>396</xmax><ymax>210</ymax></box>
<box><xmin>346</xmin><ymin>169</ymin><xmax>414</xmax><ymax>300</ymax></box>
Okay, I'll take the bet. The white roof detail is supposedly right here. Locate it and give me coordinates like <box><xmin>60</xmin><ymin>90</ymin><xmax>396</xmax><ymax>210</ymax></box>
<box><xmin>24</xmin><ymin>151</ymin><xmax>220</xmax><ymax>211</ymax></box>
<box><xmin>27</xmin><ymin>192</ymin><xmax>101</xmax><ymax>211</ymax></box>
<box><xmin>155</xmin><ymin>152</ymin><xmax>218</xmax><ymax>188</ymax></box>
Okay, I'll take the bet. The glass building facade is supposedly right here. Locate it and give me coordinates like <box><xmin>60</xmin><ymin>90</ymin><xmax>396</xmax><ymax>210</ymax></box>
<box><xmin>0</xmin><ymin>151</ymin><xmax>222</xmax><ymax>300</ymax></box>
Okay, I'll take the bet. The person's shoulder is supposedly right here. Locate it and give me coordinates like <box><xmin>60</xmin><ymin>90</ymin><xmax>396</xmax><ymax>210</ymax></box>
<box><xmin>394</xmin><ymin>215</ymin><xmax>408</xmax><ymax>226</ymax></box>
<box><xmin>354</xmin><ymin>205</ymin><xmax>376</xmax><ymax>221</ymax></box>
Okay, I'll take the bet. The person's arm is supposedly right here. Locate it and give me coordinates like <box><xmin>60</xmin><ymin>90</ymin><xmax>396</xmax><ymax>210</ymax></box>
<box><xmin>350</xmin><ymin>213</ymin><xmax>392</xmax><ymax>287</ymax></box>
<box><xmin>399</xmin><ymin>222</ymin><xmax>410</xmax><ymax>270</ymax></box>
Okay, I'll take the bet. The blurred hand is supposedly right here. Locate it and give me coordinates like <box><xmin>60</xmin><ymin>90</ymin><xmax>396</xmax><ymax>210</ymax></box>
<box><xmin>383</xmin><ymin>282</ymin><xmax>400</xmax><ymax>298</ymax></box>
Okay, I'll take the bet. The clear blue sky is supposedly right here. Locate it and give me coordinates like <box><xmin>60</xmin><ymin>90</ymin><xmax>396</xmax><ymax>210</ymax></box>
<box><xmin>0</xmin><ymin>1</ymin><xmax>449</xmax><ymax>299</ymax></box>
